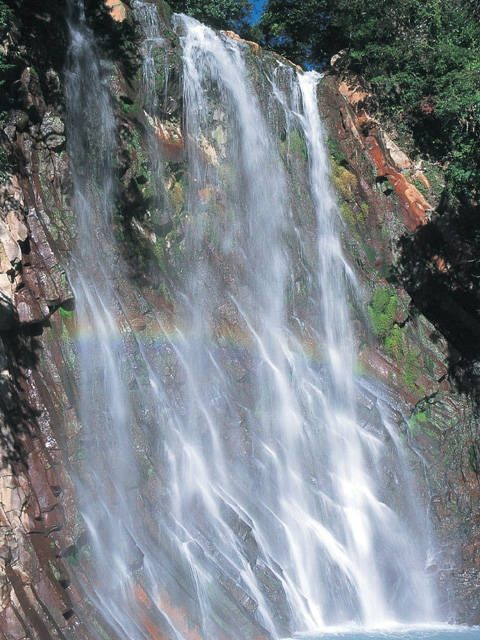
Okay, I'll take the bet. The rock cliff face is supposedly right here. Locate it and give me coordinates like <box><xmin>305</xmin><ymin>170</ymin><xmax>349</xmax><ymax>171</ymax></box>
<box><xmin>0</xmin><ymin>1</ymin><xmax>478</xmax><ymax>637</ymax></box>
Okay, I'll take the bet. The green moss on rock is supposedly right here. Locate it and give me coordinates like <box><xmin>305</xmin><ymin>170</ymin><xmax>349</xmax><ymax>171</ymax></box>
<box><xmin>368</xmin><ymin>285</ymin><xmax>398</xmax><ymax>340</ymax></box>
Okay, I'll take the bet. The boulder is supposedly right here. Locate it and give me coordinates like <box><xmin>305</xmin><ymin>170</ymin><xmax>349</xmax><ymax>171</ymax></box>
<box><xmin>379</xmin><ymin>130</ymin><xmax>411</xmax><ymax>170</ymax></box>
<box><xmin>338</xmin><ymin>80</ymin><xmax>370</xmax><ymax>108</ymax></box>
<box><xmin>330</xmin><ymin>50</ymin><xmax>346</xmax><ymax>67</ymax></box>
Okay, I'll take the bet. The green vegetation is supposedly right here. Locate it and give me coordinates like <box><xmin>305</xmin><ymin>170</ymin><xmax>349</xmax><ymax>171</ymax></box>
<box><xmin>368</xmin><ymin>286</ymin><xmax>422</xmax><ymax>391</ymax></box>
<box><xmin>65</xmin><ymin>541</ymin><xmax>91</xmax><ymax>567</ymax></box>
<box><xmin>56</xmin><ymin>305</ymin><xmax>77</xmax><ymax>372</ymax></box>
<box><xmin>332</xmin><ymin>161</ymin><xmax>357</xmax><ymax>201</ymax></box>
<box><xmin>58</xmin><ymin>305</ymin><xmax>74</xmax><ymax>319</ymax></box>
<box><xmin>339</xmin><ymin>202</ymin><xmax>354</xmax><ymax>228</ymax></box>
<box><xmin>286</xmin><ymin>129</ymin><xmax>308</xmax><ymax>160</ymax></box>
<box><xmin>0</xmin><ymin>2</ymin><xmax>12</xmax><ymax>85</ymax></box>
<box><xmin>364</xmin><ymin>243</ymin><xmax>376</xmax><ymax>265</ymax></box>
<box><xmin>0</xmin><ymin>148</ymin><xmax>13</xmax><ymax>181</ymax></box>
<box><xmin>359</xmin><ymin>202</ymin><xmax>369</xmax><ymax>223</ymax></box>
<box><xmin>402</xmin><ymin>349</ymin><xmax>420</xmax><ymax>391</ymax></box>
<box><xmin>407</xmin><ymin>407</ymin><xmax>429</xmax><ymax>435</ymax></box>
<box><xmin>368</xmin><ymin>286</ymin><xmax>399</xmax><ymax>341</ymax></box>
<box><xmin>168</xmin><ymin>0</ymin><xmax>252</xmax><ymax>30</ymax></box>
<box><xmin>120</xmin><ymin>96</ymin><xmax>138</xmax><ymax>116</ymax></box>
<box><xmin>339</xmin><ymin>200</ymin><xmax>367</xmax><ymax>229</ymax></box>
<box><xmin>327</xmin><ymin>136</ymin><xmax>347</xmax><ymax>167</ymax></box>
<box><xmin>329</xmin><ymin>154</ymin><xmax>369</xmax><ymax>231</ymax></box>
<box><xmin>384</xmin><ymin>324</ymin><xmax>403</xmax><ymax>360</ymax></box>
<box><xmin>409</xmin><ymin>163</ymin><xmax>444</xmax><ymax>203</ymax></box>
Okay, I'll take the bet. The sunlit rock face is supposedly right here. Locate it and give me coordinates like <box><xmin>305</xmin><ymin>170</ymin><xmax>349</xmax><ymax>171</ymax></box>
<box><xmin>0</xmin><ymin>1</ymin><xmax>479</xmax><ymax>638</ymax></box>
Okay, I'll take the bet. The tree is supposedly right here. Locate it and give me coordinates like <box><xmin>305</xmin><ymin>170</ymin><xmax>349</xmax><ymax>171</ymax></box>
<box><xmin>168</xmin><ymin>0</ymin><xmax>252</xmax><ymax>30</ymax></box>
<box><xmin>260</xmin><ymin>0</ymin><xmax>335</xmax><ymax>65</ymax></box>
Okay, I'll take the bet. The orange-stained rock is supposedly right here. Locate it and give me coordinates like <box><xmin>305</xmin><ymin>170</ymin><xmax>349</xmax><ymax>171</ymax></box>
<box><xmin>223</xmin><ymin>30</ymin><xmax>261</xmax><ymax>54</ymax></box>
<box><xmin>132</xmin><ymin>584</ymin><xmax>178</xmax><ymax>640</ymax></box>
<box><xmin>337</xmin><ymin>78</ymin><xmax>433</xmax><ymax>230</ymax></box>
<box><xmin>145</xmin><ymin>113</ymin><xmax>185</xmax><ymax>162</ymax></box>
<box><xmin>364</xmin><ymin>129</ymin><xmax>431</xmax><ymax>230</ymax></box>
<box><xmin>155</xmin><ymin>589</ymin><xmax>204</xmax><ymax>640</ymax></box>
<box><xmin>105</xmin><ymin>0</ymin><xmax>127</xmax><ymax>22</ymax></box>
<box><xmin>338</xmin><ymin>80</ymin><xmax>370</xmax><ymax>108</ymax></box>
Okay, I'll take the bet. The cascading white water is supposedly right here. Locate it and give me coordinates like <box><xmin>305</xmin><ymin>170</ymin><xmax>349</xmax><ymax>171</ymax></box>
<box><xmin>167</xmin><ymin>16</ymin><xmax>436</xmax><ymax>632</ymax></box>
<box><xmin>64</xmin><ymin>3</ymin><xmax>438</xmax><ymax>638</ymax></box>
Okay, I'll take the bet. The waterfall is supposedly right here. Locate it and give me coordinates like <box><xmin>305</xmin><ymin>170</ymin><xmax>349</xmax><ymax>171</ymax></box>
<box><xmin>64</xmin><ymin>3</ymin><xmax>437</xmax><ymax>638</ymax></box>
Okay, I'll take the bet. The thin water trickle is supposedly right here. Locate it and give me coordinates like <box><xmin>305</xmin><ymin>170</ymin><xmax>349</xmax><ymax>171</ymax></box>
<box><xmin>64</xmin><ymin>4</ymin><xmax>440</xmax><ymax>638</ymax></box>
<box><xmin>133</xmin><ymin>0</ymin><xmax>171</xmax><ymax>223</ymax></box>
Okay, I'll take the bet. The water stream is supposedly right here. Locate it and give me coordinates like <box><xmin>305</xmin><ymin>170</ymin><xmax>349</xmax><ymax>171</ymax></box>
<box><xmin>64</xmin><ymin>3</ymin><xmax>440</xmax><ymax>638</ymax></box>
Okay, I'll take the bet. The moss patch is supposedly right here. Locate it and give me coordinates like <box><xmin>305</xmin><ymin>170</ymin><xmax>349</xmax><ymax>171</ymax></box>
<box><xmin>408</xmin><ymin>407</ymin><xmax>429</xmax><ymax>435</ymax></box>
<box><xmin>332</xmin><ymin>161</ymin><xmax>357</xmax><ymax>200</ymax></box>
<box><xmin>402</xmin><ymin>349</ymin><xmax>421</xmax><ymax>391</ymax></box>
<box><xmin>385</xmin><ymin>324</ymin><xmax>404</xmax><ymax>360</ymax></box>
